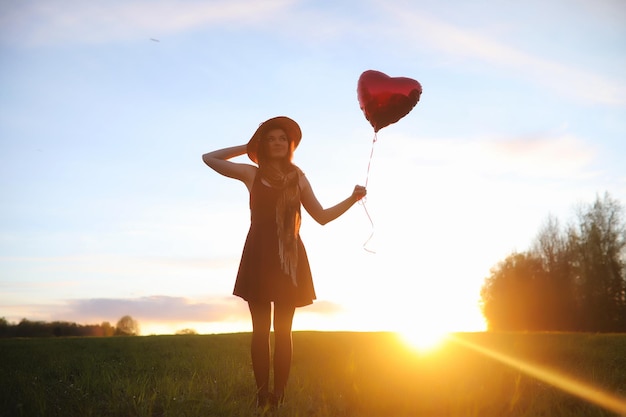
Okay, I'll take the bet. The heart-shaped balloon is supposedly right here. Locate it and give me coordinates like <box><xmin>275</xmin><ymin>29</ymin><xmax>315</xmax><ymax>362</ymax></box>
<box><xmin>357</xmin><ymin>70</ymin><xmax>422</xmax><ymax>132</ymax></box>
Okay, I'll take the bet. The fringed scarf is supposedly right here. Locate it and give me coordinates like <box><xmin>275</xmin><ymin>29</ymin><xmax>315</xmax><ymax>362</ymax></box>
<box><xmin>259</xmin><ymin>164</ymin><xmax>302</xmax><ymax>286</ymax></box>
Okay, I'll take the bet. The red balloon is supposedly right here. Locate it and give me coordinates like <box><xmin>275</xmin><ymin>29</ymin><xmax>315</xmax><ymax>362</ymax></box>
<box><xmin>357</xmin><ymin>70</ymin><xmax>422</xmax><ymax>132</ymax></box>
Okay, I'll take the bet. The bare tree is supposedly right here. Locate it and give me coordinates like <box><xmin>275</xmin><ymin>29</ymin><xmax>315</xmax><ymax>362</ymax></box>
<box><xmin>529</xmin><ymin>215</ymin><xmax>577</xmax><ymax>330</ymax></box>
<box><xmin>571</xmin><ymin>193</ymin><xmax>626</xmax><ymax>331</ymax></box>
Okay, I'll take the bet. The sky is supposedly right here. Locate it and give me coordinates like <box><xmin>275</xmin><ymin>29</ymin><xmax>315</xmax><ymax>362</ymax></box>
<box><xmin>1</xmin><ymin>0</ymin><xmax>625</xmax><ymax>336</ymax></box>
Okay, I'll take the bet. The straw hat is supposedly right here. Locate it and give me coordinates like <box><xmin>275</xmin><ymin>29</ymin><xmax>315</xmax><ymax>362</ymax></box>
<box><xmin>246</xmin><ymin>116</ymin><xmax>302</xmax><ymax>163</ymax></box>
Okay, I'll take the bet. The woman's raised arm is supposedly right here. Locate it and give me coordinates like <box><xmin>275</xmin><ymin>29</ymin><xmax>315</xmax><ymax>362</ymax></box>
<box><xmin>202</xmin><ymin>145</ymin><xmax>257</xmax><ymax>190</ymax></box>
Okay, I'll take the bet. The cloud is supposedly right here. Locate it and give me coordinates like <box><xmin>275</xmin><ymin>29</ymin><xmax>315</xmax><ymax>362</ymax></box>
<box><xmin>0</xmin><ymin>0</ymin><xmax>296</xmax><ymax>46</ymax></box>
<box><xmin>485</xmin><ymin>134</ymin><xmax>597</xmax><ymax>179</ymax></box>
<box><xmin>4</xmin><ymin>0</ymin><xmax>622</xmax><ymax>106</ymax></box>
<box><xmin>63</xmin><ymin>295</ymin><xmax>247</xmax><ymax>323</ymax></box>
<box><xmin>378</xmin><ymin>3</ymin><xmax>626</xmax><ymax>105</ymax></box>
<box><xmin>378</xmin><ymin>130</ymin><xmax>598</xmax><ymax>181</ymax></box>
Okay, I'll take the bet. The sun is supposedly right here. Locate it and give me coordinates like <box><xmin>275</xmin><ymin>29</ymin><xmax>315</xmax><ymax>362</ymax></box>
<box><xmin>399</xmin><ymin>324</ymin><xmax>450</xmax><ymax>352</ymax></box>
<box><xmin>395</xmin><ymin>308</ymin><xmax>487</xmax><ymax>352</ymax></box>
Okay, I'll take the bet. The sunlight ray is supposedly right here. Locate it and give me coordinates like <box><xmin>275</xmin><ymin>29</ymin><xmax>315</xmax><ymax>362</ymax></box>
<box><xmin>449</xmin><ymin>334</ymin><xmax>626</xmax><ymax>416</ymax></box>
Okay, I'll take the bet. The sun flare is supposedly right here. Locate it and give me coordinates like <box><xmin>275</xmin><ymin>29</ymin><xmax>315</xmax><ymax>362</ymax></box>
<box><xmin>399</xmin><ymin>325</ymin><xmax>450</xmax><ymax>352</ymax></box>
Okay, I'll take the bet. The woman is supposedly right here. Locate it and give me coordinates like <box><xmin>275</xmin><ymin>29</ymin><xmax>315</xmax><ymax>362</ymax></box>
<box><xmin>202</xmin><ymin>116</ymin><xmax>366</xmax><ymax>408</ymax></box>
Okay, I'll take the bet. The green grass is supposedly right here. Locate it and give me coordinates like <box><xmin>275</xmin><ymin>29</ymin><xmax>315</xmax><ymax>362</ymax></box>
<box><xmin>1</xmin><ymin>332</ymin><xmax>625</xmax><ymax>416</ymax></box>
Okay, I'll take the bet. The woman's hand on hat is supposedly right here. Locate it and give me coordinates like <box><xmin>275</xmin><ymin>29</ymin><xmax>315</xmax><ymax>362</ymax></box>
<box><xmin>352</xmin><ymin>185</ymin><xmax>367</xmax><ymax>201</ymax></box>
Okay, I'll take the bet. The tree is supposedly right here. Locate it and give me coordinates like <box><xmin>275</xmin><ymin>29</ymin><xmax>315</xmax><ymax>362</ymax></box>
<box><xmin>0</xmin><ymin>317</ymin><xmax>8</xmax><ymax>337</ymax></box>
<box><xmin>101</xmin><ymin>321</ymin><xmax>115</xmax><ymax>337</ymax></box>
<box><xmin>529</xmin><ymin>215</ymin><xmax>577</xmax><ymax>330</ymax></box>
<box><xmin>481</xmin><ymin>193</ymin><xmax>626</xmax><ymax>332</ymax></box>
<box><xmin>176</xmin><ymin>328</ymin><xmax>197</xmax><ymax>335</ymax></box>
<box><xmin>481</xmin><ymin>251</ymin><xmax>548</xmax><ymax>331</ymax></box>
<box><xmin>115</xmin><ymin>315</ymin><xmax>140</xmax><ymax>336</ymax></box>
<box><xmin>571</xmin><ymin>193</ymin><xmax>626</xmax><ymax>331</ymax></box>
<box><xmin>16</xmin><ymin>319</ymin><xmax>50</xmax><ymax>337</ymax></box>
<box><xmin>0</xmin><ymin>318</ymin><xmax>125</xmax><ymax>337</ymax></box>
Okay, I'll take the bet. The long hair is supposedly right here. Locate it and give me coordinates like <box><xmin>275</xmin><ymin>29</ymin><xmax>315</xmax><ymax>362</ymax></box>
<box><xmin>255</xmin><ymin>127</ymin><xmax>302</xmax><ymax>285</ymax></box>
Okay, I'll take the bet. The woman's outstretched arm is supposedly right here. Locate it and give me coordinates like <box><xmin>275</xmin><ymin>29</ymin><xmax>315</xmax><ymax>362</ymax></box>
<box><xmin>202</xmin><ymin>145</ymin><xmax>257</xmax><ymax>190</ymax></box>
<box><xmin>299</xmin><ymin>175</ymin><xmax>366</xmax><ymax>225</ymax></box>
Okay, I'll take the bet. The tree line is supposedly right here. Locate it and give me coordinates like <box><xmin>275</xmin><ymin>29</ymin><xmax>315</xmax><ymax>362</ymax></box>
<box><xmin>481</xmin><ymin>192</ymin><xmax>626</xmax><ymax>332</ymax></box>
<box><xmin>0</xmin><ymin>315</ymin><xmax>140</xmax><ymax>337</ymax></box>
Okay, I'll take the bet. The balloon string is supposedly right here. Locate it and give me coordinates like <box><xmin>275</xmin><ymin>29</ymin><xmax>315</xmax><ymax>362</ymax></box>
<box><xmin>365</xmin><ymin>132</ymin><xmax>377</xmax><ymax>188</ymax></box>
<box><xmin>361</xmin><ymin>132</ymin><xmax>377</xmax><ymax>253</ymax></box>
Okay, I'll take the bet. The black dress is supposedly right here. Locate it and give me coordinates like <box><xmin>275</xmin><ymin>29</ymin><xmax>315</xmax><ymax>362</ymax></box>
<box><xmin>233</xmin><ymin>172</ymin><xmax>316</xmax><ymax>307</ymax></box>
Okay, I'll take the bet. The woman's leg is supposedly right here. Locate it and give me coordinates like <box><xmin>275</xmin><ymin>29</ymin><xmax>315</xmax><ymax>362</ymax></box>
<box><xmin>273</xmin><ymin>302</ymin><xmax>296</xmax><ymax>401</ymax></box>
<box><xmin>248</xmin><ymin>301</ymin><xmax>272</xmax><ymax>404</ymax></box>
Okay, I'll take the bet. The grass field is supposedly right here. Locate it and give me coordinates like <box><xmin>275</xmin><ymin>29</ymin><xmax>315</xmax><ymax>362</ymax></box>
<box><xmin>1</xmin><ymin>332</ymin><xmax>625</xmax><ymax>416</ymax></box>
